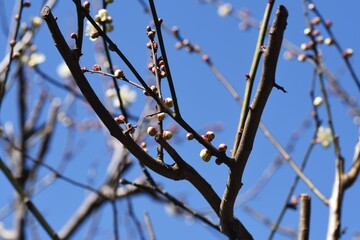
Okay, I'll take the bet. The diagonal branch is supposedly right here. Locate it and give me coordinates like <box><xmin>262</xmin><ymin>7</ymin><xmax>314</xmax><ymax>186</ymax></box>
<box><xmin>42</xmin><ymin>6</ymin><xmax>182</xmax><ymax>181</ymax></box>
<box><xmin>0</xmin><ymin>157</ymin><xmax>60</xmax><ymax>240</ymax></box>
<box><xmin>342</xmin><ymin>136</ymin><xmax>360</xmax><ymax>189</ymax></box>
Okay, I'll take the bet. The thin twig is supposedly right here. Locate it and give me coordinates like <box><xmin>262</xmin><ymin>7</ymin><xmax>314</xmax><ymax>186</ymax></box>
<box><xmin>144</xmin><ymin>212</ymin><xmax>156</xmax><ymax>240</ymax></box>
<box><xmin>148</xmin><ymin>0</ymin><xmax>180</xmax><ymax>114</ymax></box>
<box><xmin>0</xmin><ymin>157</ymin><xmax>60</xmax><ymax>240</ymax></box>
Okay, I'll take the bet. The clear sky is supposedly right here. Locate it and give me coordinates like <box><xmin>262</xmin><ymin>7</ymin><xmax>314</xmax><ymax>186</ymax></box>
<box><xmin>1</xmin><ymin>0</ymin><xmax>360</xmax><ymax>239</ymax></box>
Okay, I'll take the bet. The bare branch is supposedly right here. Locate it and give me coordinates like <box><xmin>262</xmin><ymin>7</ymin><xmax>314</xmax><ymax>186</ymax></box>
<box><xmin>298</xmin><ymin>194</ymin><xmax>311</xmax><ymax>240</ymax></box>
<box><xmin>42</xmin><ymin>6</ymin><xmax>183</xmax><ymax>181</ymax></box>
<box><xmin>219</xmin><ymin>5</ymin><xmax>288</xmax><ymax>240</ymax></box>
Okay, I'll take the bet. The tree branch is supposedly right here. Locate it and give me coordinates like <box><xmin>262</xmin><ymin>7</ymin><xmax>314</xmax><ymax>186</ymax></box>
<box><xmin>219</xmin><ymin>5</ymin><xmax>288</xmax><ymax>239</ymax></box>
<box><xmin>298</xmin><ymin>194</ymin><xmax>311</xmax><ymax>240</ymax></box>
<box><xmin>42</xmin><ymin>6</ymin><xmax>183</xmax><ymax>181</ymax></box>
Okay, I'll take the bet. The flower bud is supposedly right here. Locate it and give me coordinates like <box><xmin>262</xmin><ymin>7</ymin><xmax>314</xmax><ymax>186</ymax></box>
<box><xmin>200</xmin><ymin>149</ymin><xmax>211</xmax><ymax>162</ymax></box>
<box><xmin>205</xmin><ymin>131</ymin><xmax>215</xmax><ymax>142</ymax></box>
<box><xmin>157</xmin><ymin>112</ymin><xmax>165</xmax><ymax>121</ymax></box>
<box><xmin>92</xmin><ymin>64</ymin><xmax>101</xmax><ymax>71</ymax></box>
<box><xmin>114</xmin><ymin>115</ymin><xmax>125</xmax><ymax>124</ymax></box>
<box><xmin>147</xmin><ymin>127</ymin><xmax>157</xmax><ymax>136</ymax></box>
<box><xmin>218</xmin><ymin>143</ymin><xmax>228</xmax><ymax>152</ymax></box>
<box><xmin>114</xmin><ymin>69</ymin><xmax>125</xmax><ymax>79</ymax></box>
<box><xmin>163</xmin><ymin>130</ymin><xmax>172</xmax><ymax>140</ymax></box>
<box><xmin>343</xmin><ymin>48</ymin><xmax>353</xmax><ymax>58</ymax></box>
<box><xmin>313</xmin><ymin>96</ymin><xmax>323</xmax><ymax>107</ymax></box>
<box><xmin>164</xmin><ymin>98</ymin><xmax>174</xmax><ymax>108</ymax></box>
<box><xmin>186</xmin><ymin>132</ymin><xmax>194</xmax><ymax>140</ymax></box>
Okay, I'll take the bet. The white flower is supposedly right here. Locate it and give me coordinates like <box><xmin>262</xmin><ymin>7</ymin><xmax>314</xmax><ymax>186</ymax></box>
<box><xmin>217</xmin><ymin>3</ymin><xmax>233</xmax><ymax>17</ymax></box>
<box><xmin>85</xmin><ymin>20</ymin><xmax>102</xmax><ymax>41</ymax></box>
<box><xmin>57</xmin><ymin>61</ymin><xmax>72</xmax><ymax>79</ymax></box>
<box><xmin>31</xmin><ymin>16</ymin><xmax>43</xmax><ymax>28</ymax></box>
<box><xmin>316</xmin><ymin>126</ymin><xmax>333</xmax><ymax>148</ymax></box>
<box><xmin>22</xmin><ymin>52</ymin><xmax>46</xmax><ymax>67</ymax></box>
<box><xmin>106</xmin><ymin>85</ymin><xmax>137</xmax><ymax>108</ymax></box>
<box><xmin>96</xmin><ymin>9</ymin><xmax>109</xmax><ymax>22</ymax></box>
<box><xmin>313</xmin><ymin>96</ymin><xmax>323</xmax><ymax>107</ymax></box>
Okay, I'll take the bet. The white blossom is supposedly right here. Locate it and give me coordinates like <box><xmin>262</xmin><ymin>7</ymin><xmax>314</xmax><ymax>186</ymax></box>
<box><xmin>57</xmin><ymin>61</ymin><xmax>72</xmax><ymax>79</ymax></box>
<box><xmin>217</xmin><ymin>3</ymin><xmax>233</xmax><ymax>17</ymax></box>
<box><xmin>85</xmin><ymin>20</ymin><xmax>102</xmax><ymax>41</ymax></box>
<box><xmin>316</xmin><ymin>126</ymin><xmax>333</xmax><ymax>148</ymax></box>
<box><xmin>106</xmin><ymin>85</ymin><xmax>137</xmax><ymax>108</ymax></box>
<box><xmin>313</xmin><ymin>96</ymin><xmax>323</xmax><ymax>107</ymax></box>
<box><xmin>22</xmin><ymin>52</ymin><xmax>45</xmax><ymax>67</ymax></box>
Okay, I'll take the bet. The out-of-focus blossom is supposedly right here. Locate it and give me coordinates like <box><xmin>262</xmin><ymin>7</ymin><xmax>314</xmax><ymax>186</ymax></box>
<box><xmin>96</xmin><ymin>9</ymin><xmax>109</xmax><ymax>22</ymax></box>
<box><xmin>313</xmin><ymin>96</ymin><xmax>323</xmax><ymax>107</ymax></box>
<box><xmin>283</xmin><ymin>50</ymin><xmax>296</xmax><ymax>60</ymax></box>
<box><xmin>85</xmin><ymin>20</ymin><xmax>102</xmax><ymax>41</ymax></box>
<box><xmin>217</xmin><ymin>3</ymin><xmax>233</xmax><ymax>17</ymax></box>
<box><xmin>22</xmin><ymin>52</ymin><xmax>46</xmax><ymax>67</ymax></box>
<box><xmin>106</xmin><ymin>85</ymin><xmax>137</xmax><ymax>108</ymax></box>
<box><xmin>31</xmin><ymin>16</ymin><xmax>42</xmax><ymax>28</ymax></box>
<box><xmin>316</xmin><ymin>126</ymin><xmax>333</xmax><ymax>148</ymax></box>
<box><xmin>57</xmin><ymin>61</ymin><xmax>72</xmax><ymax>79</ymax></box>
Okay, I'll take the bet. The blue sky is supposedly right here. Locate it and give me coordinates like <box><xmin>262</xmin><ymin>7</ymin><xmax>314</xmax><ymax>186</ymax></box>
<box><xmin>1</xmin><ymin>0</ymin><xmax>360</xmax><ymax>239</ymax></box>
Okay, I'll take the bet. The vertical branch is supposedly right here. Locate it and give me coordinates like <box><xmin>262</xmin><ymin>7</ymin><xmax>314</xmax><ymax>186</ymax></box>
<box><xmin>148</xmin><ymin>0</ymin><xmax>180</xmax><ymax>115</ymax></box>
<box><xmin>0</xmin><ymin>0</ymin><xmax>25</xmax><ymax>108</ymax></box>
<box><xmin>99</xmin><ymin>7</ymin><xmax>130</xmax><ymax>122</ymax></box>
<box><xmin>301</xmin><ymin>2</ymin><xmax>346</xmax><ymax>238</ymax></box>
<box><xmin>231</xmin><ymin>0</ymin><xmax>275</xmax><ymax>156</ymax></box>
<box><xmin>220</xmin><ymin>6</ymin><xmax>288</xmax><ymax>239</ymax></box>
<box><xmin>144</xmin><ymin>212</ymin><xmax>156</xmax><ymax>240</ymax></box>
<box><xmin>298</xmin><ymin>194</ymin><xmax>311</xmax><ymax>240</ymax></box>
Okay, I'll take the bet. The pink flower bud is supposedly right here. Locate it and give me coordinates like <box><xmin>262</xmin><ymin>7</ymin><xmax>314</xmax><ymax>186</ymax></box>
<box><xmin>114</xmin><ymin>115</ymin><xmax>125</xmax><ymax>124</ymax></box>
<box><xmin>92</xmin><ymin>64</ymin><xmax>101</xmax><ymax>71</ymax></box>
<box><xmin>147</xmin><ymin>127</ymin><xmax>157</xmax><ymax>136</ymax></box>
<box><xmin>218</xmin><ymin>143</ymin><xmax>228</xmax><ymax>152</ymax></box>
<box><xmin>205</xmin><ymin>131</ymin><xmax>215</xmax><ymax>142</ymax></box>
<box><xmin>325</xmin><ymin>20</ymin><xmax>332</xmax><ymax>28</ymax></box>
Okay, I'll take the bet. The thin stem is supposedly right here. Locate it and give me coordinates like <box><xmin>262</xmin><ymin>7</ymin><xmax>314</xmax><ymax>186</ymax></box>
<box><xmin>268</xmin><ymin>131</ymin><xmax>316</xmax><ymax>239</ymax></box>
<box><xmin>148</xmin><ymin>0</ymin><xmax>180</xmax><ymax>115</ymax></box>
<box><xmin>307</xmin><ymin>0</ymin><xmax>360</xmax><ymax>91</ymax></box>
<box><xmin>0</xmin><ymin>157</ymin><xmax>60</xmax><ymax>240</ymax></box>
<box><xmin>99</xmin><ymin>3</ymin><xmax>129</xmax><ymax>122</ymax></box>
<box><xmin>144</xmin><ymin>212</ymin><xmax>156</xmax><ymax>240</ymax></box>
<box><xmin>127</xmin><ymin>198</ymin><xmax>146</xmax><ymax>240</ymax></box>
<box><xmin>0</xmin><ymin>0</ymin><xmax>25</xmax><ymax>108</ymax></box>
<box><xmin>265</xmin><ymin>124</ymin><xmax>329</xmax><ymax>205</ymax></box>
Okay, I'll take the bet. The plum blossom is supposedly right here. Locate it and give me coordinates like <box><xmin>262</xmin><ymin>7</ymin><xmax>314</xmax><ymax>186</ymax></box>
<box><xmin>217</xmin><ymin>3</ymin><xmax>233</xmax><ymax>17</ymax></box>
<box><xmin>57</xmin><ymin>61</ymin><xmax>72</xmax><ymax>79</ymax></box>
<box><xmin>106</xmin><ymin>85</ymin><xmax>137</xmax><ymax>108</ymax></box>
<box><xmin>85</xmin><ymin>20</ymin><xmax>102</xmax><ymax>41</ymax></box>
<box><xmin>21</xmin><ymin>52</ymin><xmax>45</xmax><ymax>67</ymax></box>
<box><xmin>316</xmin><ymin>126</ymin><xmax>333</xmax><ymax>148</ymax></box>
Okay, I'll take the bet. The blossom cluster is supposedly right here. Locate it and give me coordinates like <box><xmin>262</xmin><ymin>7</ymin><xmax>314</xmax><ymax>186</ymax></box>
<box><xmin>85</xmin><ymin>8</ymin><xmax>114</xmax><ymax>41</ymax></box>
